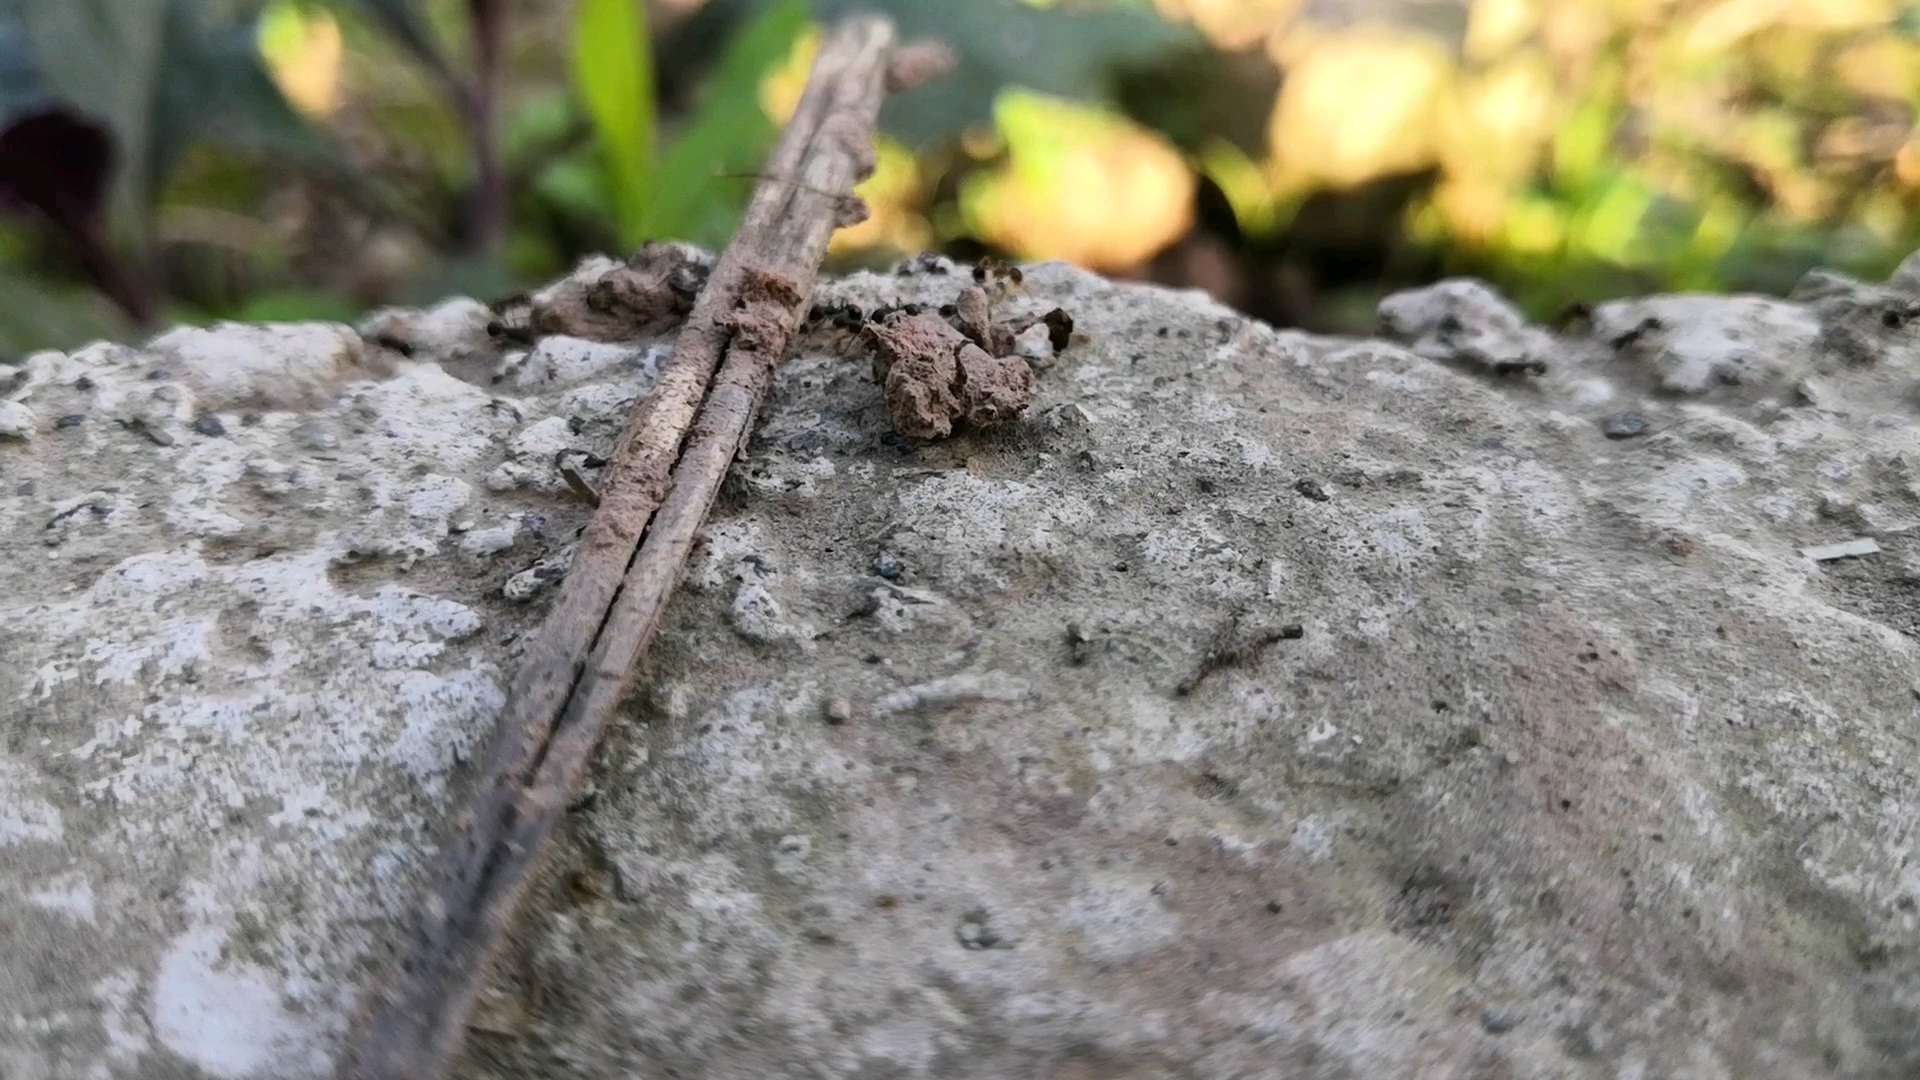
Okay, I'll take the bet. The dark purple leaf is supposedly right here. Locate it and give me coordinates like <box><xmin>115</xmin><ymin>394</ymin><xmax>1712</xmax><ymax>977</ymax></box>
<box><xmin>0</xmin><ymin>105</ymin><xmax>111</xmax><ymax>227</ymax></box>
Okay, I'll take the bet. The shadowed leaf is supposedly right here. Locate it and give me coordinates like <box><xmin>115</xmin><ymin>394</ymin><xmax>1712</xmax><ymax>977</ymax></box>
<box><xmin>329</xmin><ymin>0</ymin><xmax>451</xmax><ymax>83</ymax></box>
<box><xmin>573</xmin><ymin>0</ymin><xmax>655</xmax><ymax>248</ymax></box>
<box><xmin>802</xmin><ymin>0</ymin><xmax>1193</xmax><ymax>149</ymax></box>
<box><xmin>13</xmin><ymin>0</ymin><xmax>167</xmax><ymax>225</ymax></box>
<box><xmin>644</xmin><ymin>0</ymin><xmax>807</xmax><ymax>247</ymax></box>
<box><xmin>153</xmin><ymin>0</ymin><xmax>334</xmax><ymax>191</ymax></box>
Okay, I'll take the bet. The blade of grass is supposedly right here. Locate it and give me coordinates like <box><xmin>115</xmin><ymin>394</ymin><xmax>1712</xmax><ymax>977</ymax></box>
<box><xmin>643</xmin><ymin>0</ymin><xmax>809</xmax><ymax>248</ymax></box>
<box><xmin>573</xmin><ymin>0</ymin><xmax>655</xmax><ymax>249</ymax></box>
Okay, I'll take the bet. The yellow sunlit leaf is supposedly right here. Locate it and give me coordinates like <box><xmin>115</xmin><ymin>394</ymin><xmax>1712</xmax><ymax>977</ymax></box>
<box><xmin>960</xmin><ymin>124</ymin><xmax>1003</xmax><ymax>161</ymax></box>
<box><xmin>1198</xmin><ymin>137</ymin><xmax>1286</xmax><ymax>238</ymax></box>
<box><xmin>1777</xmin><ymin>0</ymin><xmax>1895</xmax><ymax>31</ymax></box>
<box><xmin>1577</xmin><ymin>179</ymin><xmax>1651</xmax><ymax>262</ymax></box>
<box><xmin>1858</xmin><ymin>189</ymin><xmax>1908</xmax><ymax>242</ymax></box>
<box><xmin>759</xmin><ymin>27</ymin><xmax>819</xmax><ymax>125</ymax></box>
<box><xmin>1833</xmin><ymin>36</ymin><xmax>1920</xmax><ymax>102</ymax></box>
<box><xmin>1772</xmin><ymin>173</ymin><xmax>1835</xmax><ymax>221</ymax></box>
<box><xmin>831</xmin><ymin>135</ymin><xmax>932</xmax><ymax>256</ymax></box>
<box><xmin>1538</xmin><ymin>0</ymin><xmax>1613</xmax><ymax>76</ymax></box>
<box><xmin>1689</xmin><ymin>198</ymin><xmax>1745</xmax><ymax>258</ymax></box>
<box><xmin>1432</xmin><ymin>175</ymin><xmax>1511</xmax><ymax>244</ymax></box>
<box><xmin>1681</xmin><ymin>0</ymin><xmax>1791</xmax><ymax>55</ymax></box>
<box><xmin>1267</xmin><ymin>26</ymin><xmax>1454</xmax><ymax>189</ymax></box>
<box><xmin>960</xmin><ymin>90</ymin><xmax>1195</xmax><ymax>270</ymax></box>
<box><xmin>258</xmin><ymin>0</ymin><xmax>343</xmax><ymax>120</ymax></box>
<box><xmin>1503</xmin><ymin>194</ymin><xmax>1568</xmax><ymax>254</ymax></box>
<box><xmin>1896</xmin><ymin>136</ymin><xmax>1920</xmax><ymax>189</ymax></box>
<box><xmin>1465</xmin><ymin>0</ymin><xmax>1539</xmax><ymax>63</ymax></box>
<box><xmin>1440</xmin><ymin>49</ymin><xmax>1559</xmax><ymax>183</ymax></box>
<box><xmin>1155</xmin><ymin>0</ymin><xmax>1300</xmax><ymax>51</ymax></box>
<box><xmin>1736</xmin><ymin>109</ymin><xmax>1803</xmax><ymax>175</ymax></box>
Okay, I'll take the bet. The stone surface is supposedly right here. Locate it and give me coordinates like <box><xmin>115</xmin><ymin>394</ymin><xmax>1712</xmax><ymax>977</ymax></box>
<box><xmin>0</xmin><ymin>398</ymin><xmax>34</xmax><ymax>440</ymax></box>
<box><xmin>5</xmin><ymin>254</ymin><xmax>1920</xmax><ymax>1078</ymax></box>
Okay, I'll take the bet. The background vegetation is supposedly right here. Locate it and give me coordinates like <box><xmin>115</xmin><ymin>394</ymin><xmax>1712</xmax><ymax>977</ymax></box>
<box><xmin>2</xmin><ymin>0</ymin><xmax>1918</xmax><ymax>353</ymax></box>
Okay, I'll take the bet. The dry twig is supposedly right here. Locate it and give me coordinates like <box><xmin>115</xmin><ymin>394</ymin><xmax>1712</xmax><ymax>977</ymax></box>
<box><xmin>339</xmin><ymin>18</ymin><xmax>952</xmax><ymax>1079</ymax></box>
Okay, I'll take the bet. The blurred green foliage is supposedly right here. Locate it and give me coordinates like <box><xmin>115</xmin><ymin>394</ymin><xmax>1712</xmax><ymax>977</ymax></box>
<box><xmin>572</xmin><ymin>0</ymin><xmax>654</xmax><ymax>247</ymax></box>
<box><xmin>0</xmin><ymin>0</ymin><xmax>1918</xmax><ymax>353</ymax></box>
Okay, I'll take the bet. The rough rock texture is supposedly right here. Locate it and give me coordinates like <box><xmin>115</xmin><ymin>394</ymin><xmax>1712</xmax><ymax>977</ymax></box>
<box><xmin>866</xmin><ymin>296</ymin><xmax>1036</xmax><ymax>441</ymax></box>
<box><xmin>5</xmin><ymin>253</ymin><xmax>1920</xmax><ymax>1079</ymax></box>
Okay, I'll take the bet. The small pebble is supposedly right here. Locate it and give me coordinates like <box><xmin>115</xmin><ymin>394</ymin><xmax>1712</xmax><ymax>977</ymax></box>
<box><xmin>1601</xmin><ymin>412</ymin><xmax>1650</xmax><ymax>439</ymax></box>
<box><xmin>955</xmin><ymin>914</ymin><xmax>1004</xmax><ymax>950</ymax></box>
<box><xmin>0</xmin><ymin>399</ymin><xmax>34</xmax><ymax>440</ymax></box>
<box><xmin>293</xmin><ymin>421</ymin><xmax>340</xmax><ymax>451</ymax></box>
<box><xmin>126</xmin><ymin>417</ymin><xmax>175</xmax><ymax>446</ymax></box>
<box><xmin>55</xmin><ymin>414</ymin><xmax>83</xmax><ymax>430</ymax></box>
<box><xmin>874</xmin><ymin>552</ymin><xmax>902</xmax><ymax>580</ymax></box>
<box><xmin>1293</xmin><ymin>478</ymin><xmax>1330</xmax><ymax>502</ymax></box>
<box><xmin>823</xmin><ymin>697</ymin><xmax>852</xmax><ymax>725</ymax></box>
<box><xmin>191</xmin><ymin>415</ymin><xmax>227</xmax><ymax>438</ymax></box>
<box><xmin>1480</xmin><ymin>1006</ymin><xmax>1518</xmax><ymax>1034</ymax></box>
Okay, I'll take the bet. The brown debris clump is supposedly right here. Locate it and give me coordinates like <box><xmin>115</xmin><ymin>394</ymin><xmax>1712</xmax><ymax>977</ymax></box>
<box><xmin>866</xmin><ymin>281</ymin><xmax>1037</xmax><ymax>440</ymax></box>
<box><xmin>527</xmin><ymin>243</ymin><xmax>711</xmax><ymax>342</ymax></box>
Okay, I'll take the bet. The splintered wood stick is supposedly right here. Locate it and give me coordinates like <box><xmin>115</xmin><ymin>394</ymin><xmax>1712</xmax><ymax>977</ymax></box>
<box><xmin>340</xmin><ymin>17</ymin><xmax>953</xmax><ymax>1079</ymax></box>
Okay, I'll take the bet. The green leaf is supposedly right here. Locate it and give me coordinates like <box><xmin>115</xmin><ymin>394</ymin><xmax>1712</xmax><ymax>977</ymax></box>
<box><xmin>798</xmin><ymin>0</ymin><xmax>1193</xmax><ymax>150</ymax></box>
<box><xmin>503</xmin><ymin>90</ymin><xmax>578</xmax><ymax>168</ymax></box>
<box><xmin>0</xmin><ymin>266</ymin><xmax>128</xmax><ymax>354</ymax></box>
<box><xmin>0</xmin><ymin>18</ymin><xmax>114</xmax><ymax>225</ymax></box>
<box><xmin>572</xmin><ymin>0</ymin><xmax>655</xmax><ymax>249</ymax></box>
<box><xmin>644</xmin><ymin>0</ymin><xmax>807</xmax><ymax>247</ymax></box>
<box><xmin>235</xmin><ymin>288</ymin><xmax>362</xmax><ymax>323</ymax></box>
<box><xmin>532</xmin><ymin>152</ymin><xmax>613</xmax><ymax>224</ymax></box>
<box><xmin>328</xmin><ymin>0</ymin><xmax>450</xmax><ymax>80</ymax></box>
<box><xmin>151</xmin><ymin>0</ymin><xmax>333</xmax><ymax>193</ymax></box>
<box><xmin>15</xmin><ymin>0</ymin><xmax>169</xmax><ymax>233</ymax></box>
<box><xmin>1897</xmin><ymin>6</ymin><xmax>1920</xmax><ymax>40</ymax></box>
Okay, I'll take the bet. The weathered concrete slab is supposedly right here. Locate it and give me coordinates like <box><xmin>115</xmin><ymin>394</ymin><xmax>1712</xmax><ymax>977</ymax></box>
<box><xmin>4</xmin><ymin>253</ymin><xmax>1920</xmax><ymax>1078</ymax></box>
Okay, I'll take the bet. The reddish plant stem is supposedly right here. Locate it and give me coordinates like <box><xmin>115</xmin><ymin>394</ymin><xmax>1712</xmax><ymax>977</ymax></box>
<box><xmin>463</xmin><ymin>0</ymin><xmax>509</xmax><ymax>257</ymax></box>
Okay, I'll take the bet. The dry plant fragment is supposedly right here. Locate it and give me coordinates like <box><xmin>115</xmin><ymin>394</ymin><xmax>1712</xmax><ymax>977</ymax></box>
<box><xmin>528</xmin><ymin>243</ymin><xmax>711</xmax><ymax>342</ymax></box>
<box><xmin>884</xmin><ymin>40</ymin><xmax>956</xmax><ymax>93</ymax></box>
<box><xmin>869</xmin><ymin>312</ymin><xmax>966</xmax><ymax>439</ymax></box>
<box><xmin>341</xmin><ymin>16</ymin><xmax>923</xmax><ymax>1080</ymax></box>
<box><xmin>865</xmin><ymin>277</ymin><xmax>1047</xmax><ymax>440</ymax></box>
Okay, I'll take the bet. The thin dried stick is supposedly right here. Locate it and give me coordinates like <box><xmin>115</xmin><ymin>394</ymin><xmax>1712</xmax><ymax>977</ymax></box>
<box><xmin>339</xmin><ymin>17</ymin><xmax>950</xmax><ymax>1079</ymax></box>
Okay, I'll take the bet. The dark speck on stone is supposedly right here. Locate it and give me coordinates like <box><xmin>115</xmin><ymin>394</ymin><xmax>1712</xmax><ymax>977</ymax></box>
<box><xmin>1481</xmin><ymin>1007</ymin><xmax>1518</xmax><ymax>1035</ymax></box>
<box><xmin>1294</xmin><ymin>478</ymin><xmax>1330</xmax><ymax>502</ymax></box>
<box><xmin>191</xmin><ymin>415</ymin><xmax>227</xmax><ymax>438</ymax></box>
<box><xmin>955</xmin><ymin>912</ymin><xmax>1003</xmax><ymax>950</ymax></box>
<box><xmin>1602</xmin><ymin>412</ymin><xmax>1651</xmax><ymax>439</ymax></box>
<box><xmin>874</xmin><ymin>552</ymin><xmax>902</xmax><ymax>580</ymax></box>
<box><xmin>55</xmin><ymin>414</ymin><xmax>82</xmax><ymax>429</ymax></box>
<box><xmin>73</xmin><ymin>376</ymin><xmax>93</xmax><ymax>390</ymax></box>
